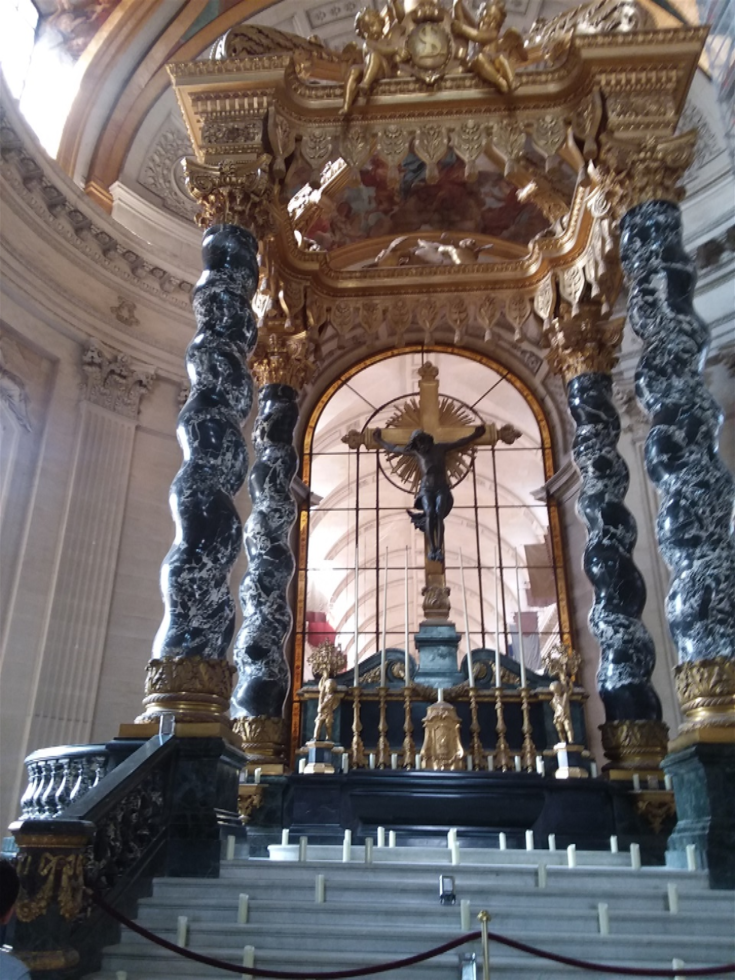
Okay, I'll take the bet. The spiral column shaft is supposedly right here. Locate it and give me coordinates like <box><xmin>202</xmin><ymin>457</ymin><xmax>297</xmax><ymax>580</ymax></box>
<box><xmin>547</xmin><ymin>302</ymin><xmax>667</xmax><ymax>769</ymax></box>
<box><xmin>141</xmin><ymin>224</ymin><xmax>259</xmax><ymax>725</ymax></box>
<box><xmin>620</xmin><ymin>200</ymin><xmax>735</xmax><ymax>668</ymax></box>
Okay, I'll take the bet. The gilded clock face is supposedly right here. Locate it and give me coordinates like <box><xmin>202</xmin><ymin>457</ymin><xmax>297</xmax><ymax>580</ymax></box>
<box><xmin>406</xmin><ymin>22</ymin><xmax>450</xmax><ymax>71</ymax></box>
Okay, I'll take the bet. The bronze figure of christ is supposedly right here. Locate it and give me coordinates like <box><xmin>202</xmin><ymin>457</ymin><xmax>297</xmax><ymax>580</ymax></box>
<box><xmin>373</xmin><ymin>425</ymin><xmax>486</xmax><ymax>562</ymax></box>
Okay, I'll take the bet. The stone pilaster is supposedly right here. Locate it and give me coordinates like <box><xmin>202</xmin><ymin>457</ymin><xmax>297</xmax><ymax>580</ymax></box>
<box><xmin>232</xmin><ymin>324</ymin><xmax>313</xmax><ymax>765</ymax></box>
<box><xmin>28</xmin><ymin>346</ymin><xmax>153</xmax><ymax>751</ymax></box>
<box><xmin>547</xmin><ymin>302</ymin><xmax>667</xmax><ymax>771</ymax></box>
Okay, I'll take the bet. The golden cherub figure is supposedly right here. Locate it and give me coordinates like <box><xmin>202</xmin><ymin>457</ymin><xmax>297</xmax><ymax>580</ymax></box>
<box><xmin>341</xmin><ymin>4</ymin><xmax>408</xmax><ymax>115</ymax></box>
<box><xmin>451</xmin><ymin>0</ymin><xmax>526</xmax><ymax>93</ymax></box>
<box><xmin>550</xmin><ymin>677</ymin><xmax>575</xmax><ymax>744</ymax></box>
<box><xmin>313</xmin><ymin>675</ymin><xmax>342</xmax><ymax>741</ymax></box>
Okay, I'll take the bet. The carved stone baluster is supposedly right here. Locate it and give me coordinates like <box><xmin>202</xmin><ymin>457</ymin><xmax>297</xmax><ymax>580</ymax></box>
<box><xmin>54</xmin><ymin>758</ymin><xmax>72</xmax><ymax>813</ymax></box>
<box><xmin>40</xmin><ymin>760</ymin><xmax>61</xmax><ymax>818</ymax></box>
<box><xmin>30</xmin><ymin>761</ymin><xmax>49</xmax><ymax>818</ymax></box>
<box><xmin>546</xmin><ymin>300</ymin><xmax>667</xmax><ymax>771</ymax></box>
<box><xmin>20</xmin><ymin>762</ymin><xmax>39</xmax><ymax>818</ymax></box>
<box><xmin>67</xmin><ymin>758</ymin><xmax>84</xmax><ymax>805</ymax></box>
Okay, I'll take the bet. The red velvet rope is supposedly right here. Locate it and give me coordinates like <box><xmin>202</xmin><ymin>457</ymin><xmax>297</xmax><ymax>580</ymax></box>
<box><xmin>93</xmin><ymin>892</ymin><xmax>735</xmax><ymax>979</ymax></box>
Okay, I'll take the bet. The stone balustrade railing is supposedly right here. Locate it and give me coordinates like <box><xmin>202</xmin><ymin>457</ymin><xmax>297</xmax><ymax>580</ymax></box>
<box><xmin>18</xmin><ymin>742</ymin><xmax>140</xmax><ymax>820</ymax></box>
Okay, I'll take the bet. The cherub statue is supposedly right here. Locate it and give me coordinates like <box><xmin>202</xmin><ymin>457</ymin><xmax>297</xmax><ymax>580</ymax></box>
<box><xmin>550</xmin><ymin>677</ymin><xmax>575</xmax><ymax>744</ymax></box>
<box><xmin>451</xmin><ymin>0</ymin><xmax>527</xmax><ymax>93</ymax></box>
<box><xmin>313</xmin><ymin>675</ymin><xmax>342</xmax><ymax>742</ymax></box>
<box><xmin>341</xmin><ymin>4</ymin><xmax>408</xmax><ymax>115</ymax></box>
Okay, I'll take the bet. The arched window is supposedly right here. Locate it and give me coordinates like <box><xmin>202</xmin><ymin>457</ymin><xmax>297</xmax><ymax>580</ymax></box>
<box><xmin>293</xmin><ymin>347</ymin><xmax>571</xmax><ymax>701</ymax></box>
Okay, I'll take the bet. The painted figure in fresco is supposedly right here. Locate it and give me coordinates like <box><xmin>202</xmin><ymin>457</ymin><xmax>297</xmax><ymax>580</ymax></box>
<box><xmin>373</xmin><ymin>425</ymin><xmax>486</xmax><ymax>562</ymax></box>
<box><xmin>550</xmin><ymin>677</ymin><xmax>575</xmax><ymax>744</ymax></box>
<box><xmin>451</xmin><ymin>0</ymin><xmax>526</xmax><ymax>93</ymax></box>
<box><xmin>341</xmin><ymin>5</ymin><xmax>408</xmax><ymax>115</ymax></box>
<box><xmin>313</xmin><ymin>675</ymin><xmax>342</xmax><ymax>742</ymax></box>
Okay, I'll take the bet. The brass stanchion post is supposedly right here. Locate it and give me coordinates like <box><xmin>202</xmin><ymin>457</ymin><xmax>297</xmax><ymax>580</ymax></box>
<box><xmin>520</xmin><ymin>686</ymin><xmax>537</xmax><ymax>771</ymax></box>
<box><xmin>494</xmin><ymin>686</ymin><xmax>511</xmax><ymax>771</ymax></box>
<box><xmin>377</xmin><ymin>686</ymin><xmax>389</xmax><ymax>768</ymax></box>
<box><xmin>478</xmin><ymin>910</ymin><xmax>491</xmax><ymax>980</ymax></box>
<box><xmin>401</xmin><ymin>684</ymin><xmax>416</xmax><ymax>767</ymax></box>
<box><xmin>469</xmin><ymin>686</ymin><xmax>484</xmax><ymax>770</ymax></box>
<box><xmin>351</xmin><ymin>687</ymin><xmax>366</xmax><ymax>768</ymax></box>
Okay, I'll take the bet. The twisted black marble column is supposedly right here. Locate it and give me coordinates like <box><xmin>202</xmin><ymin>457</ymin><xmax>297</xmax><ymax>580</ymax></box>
<box><xmin>232</xmin><ymin>383</ymin><xmax>298</xmax><ymax>723</ymax></box>
<box><xmin>153</xmin><ymin>224</ymin><xmax>258</xmax><ymax>663</ymax></box>
<box><xmin>569</xmin><ymin>372</ymin><xmax>662</xmax><ymax>721</ymax></box>
<box><xmin>620</xmin><ymin>201</ymin><xmax>735</xmax><ymax>662</ymax></box>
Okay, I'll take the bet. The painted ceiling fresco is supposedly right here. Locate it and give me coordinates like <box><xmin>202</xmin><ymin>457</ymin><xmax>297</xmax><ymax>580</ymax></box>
<box><xmin>303</xmin><ymin>151</ymin><xmax>550</xmax><ymax>252</ymax></box>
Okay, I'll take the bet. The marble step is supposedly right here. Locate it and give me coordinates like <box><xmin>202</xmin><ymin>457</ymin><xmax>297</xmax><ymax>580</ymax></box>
<box><xmin>136</xmin><ymin>899</ymin><xmax>735</xmax><ymax>937</ymax></box>
<box><xmin>96</xmin><ymin>928</ymin><xmax>735</xmax><ymax>978</ymax></box>
<box><xmin>265</xmin><ymin>843</ymin><xmax>641</xmax><ymax>866</ymax></box>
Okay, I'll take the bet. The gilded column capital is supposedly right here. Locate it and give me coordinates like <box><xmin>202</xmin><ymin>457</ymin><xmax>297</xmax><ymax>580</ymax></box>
<box><xmin>593</xmin><ymin>131</ymin><xmax>697</xmax><ymax>222</ymax></box>
<box><xmin>546</xmin><ymin>302</ymin><xmax>624</xmax><ymax>384</ymax></box>
<box><xmin>250</xmin><ymin>329</ymin><xmax>314</xmax><ymax>390</ymax></box>
<box><xmin>184</xmin><ymin>156</ymin><xmax>277</xmax><ymax>238</ymax></box>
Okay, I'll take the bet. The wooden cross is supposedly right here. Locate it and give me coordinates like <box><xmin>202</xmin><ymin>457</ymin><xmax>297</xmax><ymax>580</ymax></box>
<box><xmin>342</xmin><ymin>361</ymin><xmax>519</xmax><ymax>621</ymax></box>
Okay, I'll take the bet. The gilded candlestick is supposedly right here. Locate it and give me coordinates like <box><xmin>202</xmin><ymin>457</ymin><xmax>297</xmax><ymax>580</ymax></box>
<box><xmin>377</xmin><ymin>685</ymin><xmax>389</xmax><ymax>768</ymax></box>
<box><xmin>468</xmin><ymin>686</ymin><xmax>484</xmax><ymax>770</ymax></box>
<box><xmin>401</xmin><ymin>684</ymin><xmax>416</xmax><ymax>767</ymax></box>
<box><xmin>493</xmin><ymin>685</ymin><xmax>512</xmax><ymax>771</ymax></box>
<box><xmin>520</xmin><ymin>685</ymin><xmax>537</xmax><ymax>771</ymax></box>
<box><xmin>351</xmin><ymin>686</ymin><xmax>366</xmax><ymax>768</ymax></box>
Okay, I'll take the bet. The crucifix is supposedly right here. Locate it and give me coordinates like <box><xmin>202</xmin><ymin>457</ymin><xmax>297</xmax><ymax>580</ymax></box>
<box><xmin>342</xmin><ymin>361</ymin><xmax>520</xmax><ymax>621</ymax></box>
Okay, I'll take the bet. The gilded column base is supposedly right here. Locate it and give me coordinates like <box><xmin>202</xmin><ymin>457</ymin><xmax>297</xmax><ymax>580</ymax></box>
<box><xmin>671</xmin><ymin>657</ymin><xmax>735</xmax><ymax>751</ymax></box>
<box><xmin>233</xmin><ymin>715</ymin><xmax>288</xmax><ymax>767</ymax></box>
<box><xmin>600</xmin><ymin>719</ymin><xmax>669</xmax><ymax>773</ymax></box>
<box><xmin>120</xmin><ymin>656</ymin><xmax>236</xmax><ymax>739</ymax></box>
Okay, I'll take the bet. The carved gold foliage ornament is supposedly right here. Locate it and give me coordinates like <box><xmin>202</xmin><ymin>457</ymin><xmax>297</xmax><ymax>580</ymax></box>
<box><xmin>308</xmin><ymin>641</ymin><xmax>348</xmax><ymax>679</ymax></box>
<box><xmin>184</xmin><ymin>157</ymin><xmax>276</xmax><ymax>236</ymax></box>
<box><xmin>675</xmin><ymin>657</ymin><xmax>735</xmax><ymax>734</ymax></box>
<box><xmin>634</xmin><ymin>794</ymin><xmax>676</xmax><ymax>835</ymax></box>
<box><xmin>599</xmin><ymin>719</ymin><xmax>669</xmax><ymax>770</ymax></box>
<box><xmin>137</xmin><ymin>656</ymin><xmax>235</xmax><ymax>725</ymax></box>
<box><xmin>234</xmin><ymin>715</ymin><xmax>288</xmax><ymax>763</ymax></box>
<box><xmin>250</xmin><ymin>330</ymin><xmax>315</xmax><ymax>389</ymax></box>
<box><xmin>15</xmin><ymin>851</ymin><xmax>86</xmax><ymax>923</ymax></box>
<box><xmin>546</xmin><ymin>302</ymin><xmax>623</xmax><ymax>383</ymax></box>
<box><xmin>592</xmin><ymin>131</ymin><xmax>697</xmax><ymax>222</ymax></box>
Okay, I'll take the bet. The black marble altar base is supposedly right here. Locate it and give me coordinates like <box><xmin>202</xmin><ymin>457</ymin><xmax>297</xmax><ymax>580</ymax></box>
<box><xmin>164</xmin><ymin>736</ymin><xmax>246</xmax><ymax>877</ymax></box>
<box><xmin>246</xmin><ymin>770</ymin><xmax>667</xmax><ymax>861</ymax></box>
<box><xmin>663</xmin><ymin>741</ymin><xmax>735</xmax><ymax>889</ymax></box>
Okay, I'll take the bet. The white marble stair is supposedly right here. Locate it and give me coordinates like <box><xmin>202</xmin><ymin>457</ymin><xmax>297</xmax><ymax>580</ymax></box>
<box><xmin>87</xmin><ymin>847</ymin><xmax>735</xmax><ymax>980</ymax></box>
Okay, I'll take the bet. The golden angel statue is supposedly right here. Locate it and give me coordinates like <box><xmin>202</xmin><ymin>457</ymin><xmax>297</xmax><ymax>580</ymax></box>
<box><xmin>451</xmin><ymin>0</ymin><xmax>527</xmax><ymax>93</ymax></box>
<box><xmin>341</xmin><ymin>3</ymin><xmax>408</xmax><ymax>115</ymax></box>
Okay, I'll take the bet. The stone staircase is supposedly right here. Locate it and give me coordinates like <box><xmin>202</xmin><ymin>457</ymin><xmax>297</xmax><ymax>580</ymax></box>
<box><xmin>88</xmin><ymin>843</ymin><xmax>735</xmax><ymax>980</ymax></box>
